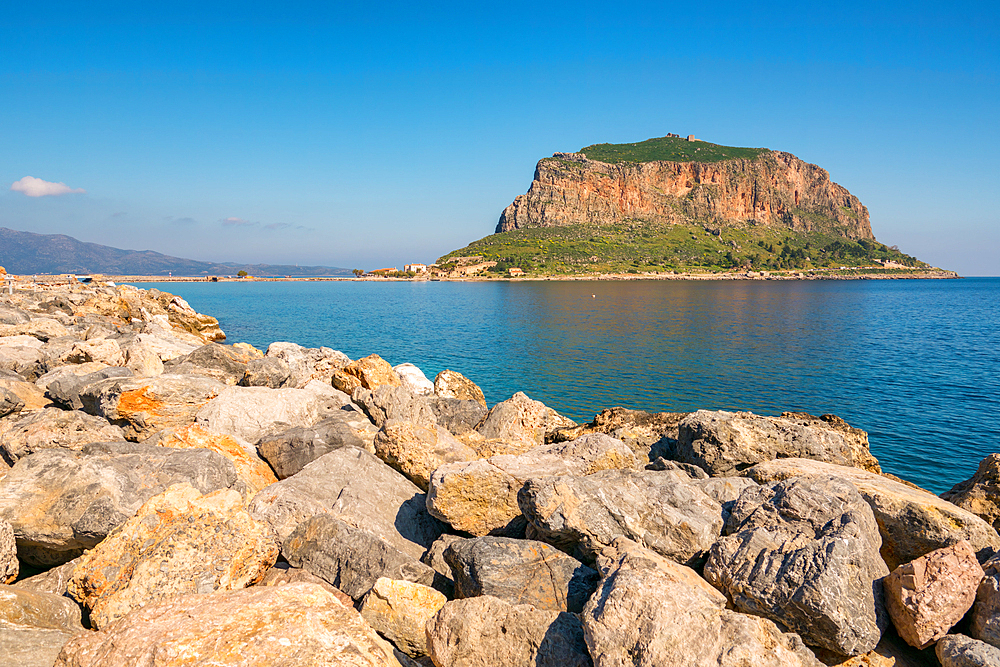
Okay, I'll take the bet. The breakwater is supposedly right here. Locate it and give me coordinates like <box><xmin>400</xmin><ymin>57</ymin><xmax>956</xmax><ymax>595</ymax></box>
<box><xmin>0</xmin><ymin>282</ymin><xmax>998</xmax><ymax>667</ymax></box>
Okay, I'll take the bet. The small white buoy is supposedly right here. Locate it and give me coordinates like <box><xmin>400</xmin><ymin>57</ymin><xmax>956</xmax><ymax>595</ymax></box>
<box><xmin>592</xmin><ymin>294</ymin><xmax>595</xmax><ymax>298</ymax></box>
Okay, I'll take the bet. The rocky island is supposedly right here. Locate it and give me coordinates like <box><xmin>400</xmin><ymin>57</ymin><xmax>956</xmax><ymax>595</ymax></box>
<box><xmin>440</xmin><ymin>136</ymin><xmax>955</xmax><ymax>279</ymax></box>
<box><xmin>1</xmin><ymin>281</ymin><xmax>997</xmax><ymax>667</ymax></box>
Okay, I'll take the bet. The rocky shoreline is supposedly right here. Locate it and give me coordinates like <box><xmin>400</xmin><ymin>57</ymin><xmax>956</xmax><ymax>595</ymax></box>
<box><xmin>0</xmin><ymin>282</ymin><xmax>997</xmax><ymax>667</ymax></box>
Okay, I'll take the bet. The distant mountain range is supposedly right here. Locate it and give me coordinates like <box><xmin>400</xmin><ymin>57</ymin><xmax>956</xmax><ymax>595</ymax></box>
<box><xmin>0</xmin><ymin>228</ymin><xmax>351</xmax><ymax>276</ymax></box>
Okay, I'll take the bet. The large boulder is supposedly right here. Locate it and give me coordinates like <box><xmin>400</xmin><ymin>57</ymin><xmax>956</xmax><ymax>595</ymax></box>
<box><xmin>580</xmin><ymin>538</ymin><xmax>823</xmax><ymax>667</ymax></box>
<box><xmin>885</xmin><ymin>540</ymin><xmax>985</xmax><ymax>649</ymax></box>
<box><xmin>264</xmin><ymin>341</ymin><xmax>350</xmax><ymax>388</ymax></box>
<box><xmin>0</xmin><ymin>407</ymin><xmax>124</xmax><ymax>464</ymax></box>
<box><xmin>248</xmin><ymin>446</ymin><xmax>444</xmax><ymax>557</ymax></box>
<box><xmin>943</xmin><ymin>454</ymin><xmax>1000</xmax><ymax>534</ymax></box>
<box><xmin>393</xmin><ymin>363</ymin><xmax>434</xmax><ymax>396</ymax></box>
<box><xmin>153</xmin><ymin>424</ymin><xmax>278</xmax><ymax>496</ymax></box>
<box><xmin>374</xmin><ymin>421</ymin><xmax>478</xmax><ymax>490</ymax></box>
<box><xmin>282</xmin><ymin>513</ymin><xmax>435</xmax><ymax>601</ymax></box>
<box><xmin>427</xmin><ymin>433</ymin><xmax>636</xmax><ymax>537</ymax></box>
<box><xmin>475</xmin><ymin>391</ymin><xmax>575</xmax><ymax>449</ymax></box>
<box><xmin>426</xmin><ymin>595</ymin><xmax>593</xmax><ymax>667</ymax></box>
<box><xmin>745</xmin><ymin>458</ymin><xmax>1000</xmax><ymax>569</ymax></box>
<box><xmin>80</xmin><ymin>373</ymin><xmax>224</xmax><ymax>440</ymax></box>
<box><xmin>0</xmin><ymin>585</ymin><xmax>84</xmax><ymax>633</ymax></box>
<box><xmin>677</xmin><ymin>410</ymin><xmax>881</xmax><ymax>476</ymax></box>
<box><xmin>0</xmin><ymin>336</ymin><xmax>44</xmax><ymax>378</ymax></box>
<box><xmin>161</xmin><ymin>342</ymin><xmax>256</xmax><ymax>384</ymax></box>
<box><xmin>353</xmin><ymin>385</ymin><xmax>438</xmax><ymax>429</ymax></box>
<box><xmin>518</xmin><ymin>467</ymin><xmax>724</xmax><ymax>565</ymax></box>
<box><xmin>433</xmin><ymin>369</ymin><xmax>487</xmax><ymax>407</ymax></box>
<box><xmin>936</xmin><ymin>634</ymin><xmax>1000</xmax><ymax>667</ymax></box>
<box><xmin>552</xmin><ymin>406</ymin><xmax>687</xmax><ymax>464</ymax></box>
<box><xmin>703</xmin><ymin>474</ymin><xmax>889</xmax><ymax>656</ymax></box>
<box><xmin>122</xmin><ymin>338</ymin><xmax>164</xmax><ymax>376</ymax></box>
<box><xmin>1</xmin><ymin>627</ymin><xmax>81</xmax><ymax>667</ymax></box>
<box><xmin>195</xmin><ymin>382</ymin><xmax>352</xmax><ymax>445</ymax></box>
<box><xmin>333</xmin><ymin>354</ymin><xmax>401</xmax><ymax>394</ymax></box>
<box><xmin>360</xmin><ymin>577</ymin><xmax>447</xmax><ymax>657</ymax></box>
<box><xmin>53</xmin><ymin>582</ymin><xmax>404</xmax><ymax>667</ymax></box>
<box><xmin>428</xmin><ymin>396</ymin><xmax>488</xmax><ymax>435</ymax></box>
<box><xmin>240</xmin><ymin>355</ymin><xmax>291</xmax><ymax>387</ymax></box>
<box><xmin>0</xmin><ymin>317</ymin><xmax>69</xmax><ymax>342</ymax></box>
<box><xmin>971</xmin><ymin>555</ymin><xmax>1000</xmax><ymax>648</ymax></box>
<box><xmin>0</xmin><ymin>441</ymin><xmax>239</xmax><ymax>566</ymax></box>
<box><xmin>445</xmin><ymin>536</ymin><xmax>600</xmax><ymax>612</ymax></box>
<box><xmin>34</xmin><ymin>361</ymin><xmax>107</xmax><ymax>393</ymax></box>
<box><xmin>57</xmin><ymin>338</ymin><xmax>124</xmax><ymax>366</ymax></box>
<box><xmin>67</xmin><ymin>484</ymin><xmax>278</xmax><ymax>628</ymax></box>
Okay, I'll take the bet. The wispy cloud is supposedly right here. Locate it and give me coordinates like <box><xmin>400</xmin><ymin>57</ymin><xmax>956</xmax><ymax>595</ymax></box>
<box><xmin>221</xmin><ymin>217</ymin><xmax>258</xmax><ymax>227</ymax></box>
<box><xmin>264</xmin><ymin>222</ymin><xmax>292</xmax><ymax>230</ymax></box>
<box><xmin>10</xmin><ymin>176</ymin><xmax>86</xmax><ymax>197</ymax></box>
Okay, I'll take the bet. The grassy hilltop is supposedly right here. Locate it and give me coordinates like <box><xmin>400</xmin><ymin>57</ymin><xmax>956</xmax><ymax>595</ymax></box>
<box><xmin>438</xmin><ymin>222</ymin><xmax>927</xmax><ymax>276</ymax></box>
<box><xmin>577</xmin><ymin>136</ymin><xmax>768</xmax><ymax>164</ymax></box>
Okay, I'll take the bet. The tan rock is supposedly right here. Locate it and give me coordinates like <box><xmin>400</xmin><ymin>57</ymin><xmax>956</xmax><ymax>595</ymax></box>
<box><xmin>815</xmin><ymin>629</ymin><xmax>932</xmax><ymax>667</ymax></box>
<box><xmin>155</xmin><ymin>423</ymin><xmax>277</xmax><ymax>497</ymax></box>
<box><xmin>232</xmin><ymin>341</ymin><xmax>264</xmax><ymax>358</ymax></box>
<box><xmin>123</xmin><ymin>341</ymin><xmax>164</xmax><ymax>376</ymax></box>
<box><xmin>61</xmin><ymin>338</ymin><xmax>124</xmax><ymax>366</ymax></box>
<box><xmin>360</xmin><ymin>577</ymin><xmax>447</xmax><ymax>657</ymax></box>
<box><xmin>433</xmin><ymin>369</ymin><xmax>487</xmax><ymax>407</ymax></box>
<box><xmin>374</xmin><ymin>421</ymin><xmax>478</xmax><ymax>490</ymax></box>
<box><xmin>333</xmin><ymin>354</ymin><xmax>401</xmax><ymax>394</ymax></box>
<box><xmin>970</xmin><ymin>555</ymin><xmax>1000</xmax><ymax>648</ymax></box>
<box><xmin>0</xmin><ymin>377</ymin><xmax>50</xmax><ymax>411</ymax></box>
<box><xmin>427</xmin><ymin>433</ymin><xmax>635</xmax><ymax>536</ymax></box>
<box><xmin>476</xmin><ymin>391</ymin><xmax>576</xmax><ymax>449</ymax></box>
<box><xmin>885</xmin><ymin>540</ymin><xmax>985</xmax><ymax>649</ymax></box>
<box><xmin>258</xmin><ymin>564</ymin><xmax>354</xmax><ymax>607</ymax></box>
<box><xmin>54</xmin><ymin>582</ymin><xmax>403</xmax><ymax>667</ymax></box>
<box><xmin>1</xmin><ymin>626</ymin><xmax>80</xmax><ymax>667</ymax></box>
<box><xmin>67</xmin><ymin>484</ymin><xmax>279</xmax><ymax>629</ymax></box>
<box><xmin>0</xmin><ymin>584</ymin><xmax>84</xmax><ymax>632</ymax></box>
<box><xmin>1</xmin><ymin>518</ymin><xmax>17</xmax><ymax>583</ymax></box>
<box><xmin>12</xmin><ymin>557</ymin><xmax>80</xmax><ymax>596</ymax></box>
<box><xmin>746</xmin><ymin>458</ymin><xmax>1000</xmax><ymax>569</ymax></box>
<box><xmin>942</xmin><ymin>454</ymin><xmax>1000</xmax><ymax>534</ymax></box>
<box><xmin>0</xmin><ymin>318</ymin><xmax>69</xmax><ymax>341</ymax></box>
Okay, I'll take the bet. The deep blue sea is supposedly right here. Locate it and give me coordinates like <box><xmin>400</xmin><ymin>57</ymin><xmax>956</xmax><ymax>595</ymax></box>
<box><xmin>130</xmin><ymin>278</ymin><xmax>1000</xmax><ymax>494</ymax></box>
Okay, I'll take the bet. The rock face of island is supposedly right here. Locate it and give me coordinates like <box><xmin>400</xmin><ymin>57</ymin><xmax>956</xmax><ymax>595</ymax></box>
<box><xmin>2</xmin><ymin>280</ymin><xmax>996</xmax><ymax>667</ymax></box>
<box><xmin>497</xmin><ymin>138</ymin><xmax>873</xmax><ymax>240</ymax></box>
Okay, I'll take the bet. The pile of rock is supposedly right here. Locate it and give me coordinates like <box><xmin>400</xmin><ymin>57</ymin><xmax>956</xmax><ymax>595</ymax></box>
<box><xmin>1</xmin><ymin>282</ymin><xmax>999</xmax><ymax>667</ymax></box>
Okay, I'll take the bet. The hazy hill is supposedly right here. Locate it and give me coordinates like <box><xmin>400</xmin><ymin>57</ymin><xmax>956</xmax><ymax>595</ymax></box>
<box><xmin>0</xmin><ymin>228</ymin><xmax>351</xmax><ymax>277</ymax></box>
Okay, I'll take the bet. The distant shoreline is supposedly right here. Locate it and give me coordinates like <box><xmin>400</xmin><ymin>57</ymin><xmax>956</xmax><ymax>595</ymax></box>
<box><xmin>2</xmin><ymin>268</ymin><xmax>961</xmax><ymax>285</ymax></box>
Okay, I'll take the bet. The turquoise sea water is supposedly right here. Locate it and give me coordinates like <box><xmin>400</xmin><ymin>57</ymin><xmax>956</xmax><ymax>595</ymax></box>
<box><xmin>130</xmin><ymin>278</ymin><xmax>1000</xmax><ymax>494</ymax></box>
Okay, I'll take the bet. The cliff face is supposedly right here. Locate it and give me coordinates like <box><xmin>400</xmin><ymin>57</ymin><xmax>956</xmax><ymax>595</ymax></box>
<box><xmin>497</xmin><ymin>151</ymin><xmax>873</xmax><ymax>240</ymax></box>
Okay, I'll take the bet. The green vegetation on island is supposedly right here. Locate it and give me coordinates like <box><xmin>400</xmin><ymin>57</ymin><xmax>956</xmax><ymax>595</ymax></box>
<box><xmin>577</xmin><ymin>136</ymin><xmax>769</xmax><ymax>164</ymax></box>
<box><xmin>438</xmin><ymin>223</ymin><xmax>928</xmax><ymax>276</ymax></box>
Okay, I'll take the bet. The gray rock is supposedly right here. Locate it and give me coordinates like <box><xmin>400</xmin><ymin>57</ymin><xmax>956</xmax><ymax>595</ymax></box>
<box><xmin>0</xmin><ymin>408</ymin><xmax>125</xmax><ymax>464</ymax></box>
<box><xmin>703</xmin><ymin>474</ymin><xmax>889</xmax><ymax>656</ymax></box>
<box><xmin>256</xmin><ymin>413</ymin><xmax>368</xmax><ymax>479</ymax></box>
<box><xmin>677</xmin><ymin>410</ymin><xmax>881</xmax><ymax>476</ymax></box>
<box><xmin>46</xmin><ymin>366</ymin><xmax>132</xmax><ymax>410</ymax></box>
<box><xmin>554</xmin><ymin>406</ymin><xmax>688</xmax><ymax>465</ymax></box>
<box><xmin>936</xmin><ymin>634</ymin><xmax>1000</xmax><ymax>667</ymax></box>
<box><xmin>0</xmin><ymin>305</ymin><xmax>32</xmax><ymax>325</ymax></box>
<box><xmin>421</xmin><ymin>533</ymin><xmax>464</xmax><ymax>598</ymax></box>
<box><xmin>248</xmin><ymin>446</ymin><xmax>444</xmax><ymax>559</ymax></box>
<box><xmin>972</xmin><ymin>555</ymin><xmax>1000</xmax><ymax>649</ymax></box>
<box><xmin>445</xmin><ymin>536</ymin><xmax>599</xmax><ymax>612</ymax></box>
<box><xmin>0</xmin><ymin>441</ymin><xmax>239</xmax><ymax>565</ymax></box>
<box><xmin>427</xmin><ymin>433</ymin><xmax>636</xmax><ymax>537</ymax></box>
<box><xmin>34</xmin><ymin>362</ymin><xmax>107</xmax><ymax>394</ymax></box>
<box><xmin>264</xmin><ymin>341</ymin><xmax>350</xmax><ymax>388</ymax></box>
<box><xmin>518</xmin><ymin>467</ymin><xmax>724</xmax><ymax>565</ymax></box>
<box><xmin>354</xmin><ymin>385</ymin><xmax>438</xmax><ymax>429</ymax></box>
<box><xmin>0</xmin><ymin>386</ymin><xmax>24</xmax><ymax>418</ymax></box>
<box><xmin>240</xmin><ymin>356</ymin><xmax>291</xmax><ymax>388</ymax></box>
<box><xmin>427</xmin><ymin>397</ymin><xmax>487</xmax><ymax>435</ymax></box>
<box><xmin>161</xmin><ymin>342</ymin><xmax>251</xmax><ymax>384</ymax></box>
<box><xmin>581</xmin><ymin>538</ymin><xmax>823</xmax><ymax>667</ymax></box>
<box><xmin>283</xmin><ymin>513</ymin><xmax>435</xmax><ymax>601</ymax></box>
<box><xmin>426</xmin><ymin>595</ymin><xmax>593</xmax><ymax>667</ymax></box>
<box><xmin>0</xmin><ymin>339</ymin><xmax>43</xmax><ymax>379</ymax></box>
<box><xmin>0</xmin><ymin>626</ymin><xmax>80</xmax><ymax>667</ymax></box>
<box><xmin>195</xmin><ymin>382</ymin><xmax>351</xmax><ymax>445</ymax></box>
<box><xmin>745</xmin><ymin>458</ymin><xmax>1000</xmax><ymax>569</ymax></box>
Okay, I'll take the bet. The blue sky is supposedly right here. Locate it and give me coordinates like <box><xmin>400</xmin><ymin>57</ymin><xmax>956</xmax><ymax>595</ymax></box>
<box><xmin>1</xmin><ymin>1</ymin><xmax>997</xmax><ymax>274</ymax></box>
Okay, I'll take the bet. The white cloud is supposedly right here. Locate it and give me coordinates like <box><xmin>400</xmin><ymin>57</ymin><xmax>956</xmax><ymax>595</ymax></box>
<box><xmin>264</xmin><ymin>222</ymin><xmax>292</xmax><ymax>230</ymax></box>
<box><xmin>221</xmin><ymin>217</ymin><xmax>257</xmax><ymax>227</ymax></box>
<box><xmin>10</xmin><ymin>176</ymin><xmax>85</xmax><ymax>197</ymax></box>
